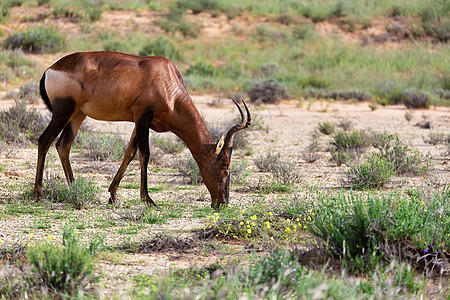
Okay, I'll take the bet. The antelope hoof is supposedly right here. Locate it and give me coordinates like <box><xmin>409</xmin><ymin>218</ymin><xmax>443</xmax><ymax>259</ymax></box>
<box><xmin>108</xmin><ymin>193</ymin><xmax>121</xmax><ymax>207</ymax></box>
<box><xmin>143</xmin><ymin>197</ymin><xmax>160</xmax><ymax>210</ymax></box>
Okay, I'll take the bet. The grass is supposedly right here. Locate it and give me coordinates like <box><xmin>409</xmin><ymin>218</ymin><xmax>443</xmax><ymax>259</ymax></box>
<box><xmin>75</xmin><ymin>130</ymin><xmax>126</xmax><ymax>161</ymax></box>
<box><xmin>4</xmin><ymin>26</ymin><xmax>66</xmax><ymax>53</ymax></box>
<box><xmin>44</xmin><ymin>176</ymin><xmax>99</xmax><ymax>209</ymax></box>
<box><xmin>296</xmin><ymin>187</ymin><xmax>449</xmax><ymax>273</ymax></box>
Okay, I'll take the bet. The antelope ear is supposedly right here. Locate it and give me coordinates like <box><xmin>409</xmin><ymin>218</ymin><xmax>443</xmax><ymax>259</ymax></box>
<box><xmin>215</xmin><ymin>134</ymin><xmax>225</xmax><ymax>155</ymax></box>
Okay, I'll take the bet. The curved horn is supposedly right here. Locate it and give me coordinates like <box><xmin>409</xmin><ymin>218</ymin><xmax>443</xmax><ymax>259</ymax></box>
<box><xmin>224</xmin><ymin>99</ymin><xmax>252</xmax><ymax>149</ymax></box>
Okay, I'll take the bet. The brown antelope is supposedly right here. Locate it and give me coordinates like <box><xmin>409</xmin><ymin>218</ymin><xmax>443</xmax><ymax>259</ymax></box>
<box><xmin>34</xmin><ymin>51</ymin><xmax>251</xmax><ymax>209</ymax></box>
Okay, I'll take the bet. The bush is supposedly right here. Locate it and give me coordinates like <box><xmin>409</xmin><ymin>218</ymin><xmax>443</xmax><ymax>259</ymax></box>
<box><xmin>301</xmin><ymin>131</ymin><xmax>320</xmax><ymax>163</ymax></box>
<box><xmin>347</xmin><ymin>154</ymin><xmax>395</xmax><ymax>189</ymax></box>
<box><xmin>75</xmin><ymin>131</ymin><xmax>126</xmax><ymax>161</ymax></box>
<box><xmin>27</xmin><ymin>226</ymin><xmax>103</xmax><ymax>296</ymax></box>
<box><xmin>139</xmin><ymin>36</ymin><xmax>182</xmax><ymax>61</ymax></box>
<box><xmin>0</xmin><ymin>100</ymin><xmax>47</xmax><ymax>144</ymax></box>
<box><xmin>318</xmin><ymin>121</ymin><xmax>335</xmax><ymax>135</ymax></box>
<box><xmin>373</xmin><ymin>132</ymin><xmax>432</xmax><ymax>176</ymax></box>
<box><xmin>186</xmin><ymin>62</ymin><xmax>222</xmax><ymax>77</ymax></box>
<box><xmin>152</xmin><ymin>135</ymin><xmax>185</xmax><ymax>154</ymax></box>
<box><xmin>175</xmin><ymin>0</ymin><xmax>221</xmax><ymax>14</ymax></box>
<box><xmin>230</xmin><ymin>160</ymin><xmax>252</xmax><ymax>185</ymax></box>
<box><xmin>302</xmin><ymin>188</ymin><xmax>449</xmax><ymax>273</ymax></box>
<box><xmin>44</xmin><ymin>176</ymin><xmax>99</xmax><ymax>209</ymax></box>
<box><xmin>4</xmin><ymin>26</ymin><xmax>65</xmax><ymax>53</ymax></box>
<box><xmin>420</xmin><ymin>0</ymin><xmax>450</xmax><ymax>42</ymax></box>
<box><xmin>255</xmin><ymin>152</ymin><xmax>301</xmax><ymax>186</ymax></box>
<box><xmin>175</xmin><ymin>153</ymin><xmax>202</xmax><ymax>185</ymax></box>
<box><xmin>401</xmin><ymin>89</ymin><xmax>431</xmax><ymax>109</ymax></box>
<box><xmin>248</xmin><ymin>79</ymin><xmax>289</xmax><ymax>104</ymax></box>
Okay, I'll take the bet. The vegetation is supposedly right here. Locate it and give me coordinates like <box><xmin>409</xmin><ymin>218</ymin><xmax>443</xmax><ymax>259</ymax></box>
<box><xmin>4</xmin><ymin>26</ymin><xmax>65</xmax><ymax>53</ymax></box>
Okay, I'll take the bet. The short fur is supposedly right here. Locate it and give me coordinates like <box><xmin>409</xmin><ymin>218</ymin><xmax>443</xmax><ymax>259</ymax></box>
<box><xmin>39</xmin><ymin>72</ymin><xmax>52</xmax><ymax>112</ymax></box>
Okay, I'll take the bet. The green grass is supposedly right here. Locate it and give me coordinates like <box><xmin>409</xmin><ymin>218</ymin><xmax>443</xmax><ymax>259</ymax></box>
<box><xmin>296</xmin><ymin>187</ymin><xmax>449</xmax><ymax>272</ymax></box>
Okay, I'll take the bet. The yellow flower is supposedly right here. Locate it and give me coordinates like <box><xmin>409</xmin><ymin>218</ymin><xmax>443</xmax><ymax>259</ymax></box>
<box><xmin>30</xmin><ymin>233</ymin><xmax>34</xmax><ymax>237</ymax></box>
<box><xmin>270</xmin><ymin>236</ymin><xmax>274</xmax><ymax>240</ymax></box>
<box><xmin>48</xmin><ymin>235</ymin><xmax>52</xmax><ymax>240</ymax></box>
<box><xmin>269</xmin><ymin>212</ymin><xmax>273</xmax><ymax>216</ymax></box>
<box><xmin>240</xmin><ymin>221</ymin><xmax>244</xmax><ymax>225</ymax></box>
<box><xmin>242</xmin><ymin>209</ymin><xmax>245</xmax><ymax>213</ymax></box>
<box><xmin>266</xmin><ymin>221</ymin><xmax>271</xmax><ymax>229</ymax></box>
<box><xmin>251</xmin><ymin>222</ymin><xmax>256</xmax><ymax>227</ymax></box>
<box><xmin>296</xmin><ymin>217</ymin><xmax>300</xmax><ymax>222</ymax></box>
<box><xmin>247</xmin><ymin>229</ymin><xmax>252</xmax><ymax>234</ymax></box>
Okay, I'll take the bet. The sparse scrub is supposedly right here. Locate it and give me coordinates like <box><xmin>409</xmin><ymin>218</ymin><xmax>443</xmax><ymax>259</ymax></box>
<box><xmin>139</xmin><ymin>36</ymin><xmax>182</xmax><ymax>61</ymax></box>
<box><xmin>255</xmin><ymin>152</ymin><xmax>301</xmax><ymax>186</ymax></box>
<box><xmin>207</xmin><ymin>119</ymin><xmax>249</xmax><ymax>150</ymax></box>
<box><xmin>230</xmin><ymin>160</ymin><xmax>252</xmax><ymax>185</ymax></box>
<box><xmin>337</xmin><ymin>118</ymin><xmax>353</xmax><ymax>131</ymax></box>
<box><xmin>152</xmin><ymin>135</ymin><xmax>185</xmax><ymax>154</ymax></box>
<box><xmin>423</xmin><ymin>131</ymin><xmax>450</xmax><ymax>145</ymax></box>
<box><xmin>0</xmin><ymin>100</ymin><xmax>47</xmax><ymax>144</ymax></box>
<box><xmin>301</xmin><ymin>188</ymin><xmax>449</xmax><ymax>274</ymax></box>
<box><xmin>0</xmin><ymin>49</ymin><xmax>35</xmax><ymax>82</ymax></box>
<box><xmin>419</xmin><ymin>0</ymin><xmax>450</xmax><ymax>42</ymax></box>
<box><xmin>347</xmin><ymin>153</ymin><xmax>395</xmax><ymax>189</ymax></box>
<box><xmin>75</xmin><ymin>130</ymin><xmax>126</xmax><ymax>161</ymax></box>
<box><xmin>4</xmin><ymin>26</ymin><xmax>65</xmax><ymax>53</ymax></box>
<box><xmin>301</xmin><ymin>131</ymin><xmax>320</xmax><ymax>163</ymax></box>
<box><xmin>175</xmin><ymin>153</ymin><xmax>202</xmax><ymax>185</ymax></box>
<box><xmin>318</xmin><ymin>121</ymin><xmax>335</xmax><ymax>135</ymax></box>
<box><xmin>329</xmin><ymin>130</ymin><xmax>372</xmax><ymax>165</ymax></box>
<box><xmin>248</xmin><ymin>79</ymin><xmax>289</xmax><ymax>104</ymax></box>
<box><xmin>186</xmin><ymin>62</ymin><xmax>222</xmax><ymax>77</ymax></box>
<box><xmin>26</xmin><ymin>226</ymin><xmax>102</xmax><ymax>296</ymax></box>
<box><xmin>402</xmin><ymin>88</ymin><xmax>431</xmax><ymax>109</ymax></box>
<box><xmin>44</xmin><ymin>176</ymin><xmax>99</xmax><ymax>209</ymax></box>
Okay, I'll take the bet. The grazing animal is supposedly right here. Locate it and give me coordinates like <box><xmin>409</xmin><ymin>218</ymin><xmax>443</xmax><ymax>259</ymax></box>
<box><xmin>34</xmin><ymin>51</ymin><xmax>251</xmax><ymax>209</ymax></box>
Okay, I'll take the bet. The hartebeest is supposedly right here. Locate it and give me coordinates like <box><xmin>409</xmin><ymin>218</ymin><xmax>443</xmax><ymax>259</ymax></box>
<box><xmin>34</xmin><ymin>51</ymin><xmax>251</xmax><ymax>209</ymax></box>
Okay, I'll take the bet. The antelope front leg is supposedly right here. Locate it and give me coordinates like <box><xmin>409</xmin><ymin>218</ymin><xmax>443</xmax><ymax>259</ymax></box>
<box><xmin>108</xmin><ymin>128</ymin><xmax>138</xmax><ymax>205</ymax></box>
<box><xmin>136</xmin><ymin>110</ymin><xmax>160</xmax><ymax>209</ymax></box>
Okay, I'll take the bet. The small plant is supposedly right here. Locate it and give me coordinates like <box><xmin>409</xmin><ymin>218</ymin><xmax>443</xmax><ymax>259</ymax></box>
<box><xmin>423</xmin><ymin>131</ymin><xmax>450</xmax><ymax>145</ymax></box>
<box><xmin>44</xmin><ymin>176</ymin><xmax>99</xmax><ymax>209</ymax></box>
<box><xmin>175</xmin><ymin>153</ymin><xmax>202</xmax><ymax>185</ymax></box>
<box><xmin>318</xmin><ymin>121</ymin><xmax>335</xmax><ymax>135</ymax></box>
<box><xmin>401</xmin><ymin>89</ymin><xmax>431</xmax><ymax>109</ymax></box>
<box><xmin>75</xmin><ymin>130</ymin><xmax>126</xmax><ymax>161</ymax></box>
<box><xmin>404</xmin><ymin>111</ymin><xmax>413</xmax><ymax>122</ymax></box>
<box><xmin>186</xmin><ymin>62</ymin><xmax>222</xmax><ymax>77</ymax></box>
<box><xmin>4</xmin><ymin>26</ymin><xmax>65</xmax><ymax>53</ymax></box>
<box><xmin>255</xmin><ymin>152</ymin><xmax>301</xmax><ymax>186</ymax></box>
<box><xmin>27</xmin><ymin>226</ymin><xmax>102</xmax><ymax>296</ymax></box>
<box><xmin>337</xmin><ymin>118</ymin><xmax>353</xmax><ymax>131</ymax></box>
<box><xmin>230</xmin><ymin>160</ymin><xmax>252</xmax><ymax>185</ymax></box>
<box><xmin>0</xmin><ymin>100</ymin><xmax>48</xmax><ymax>144</ymax></box>
<box><xmin>301</xmin><ymin>131</ymin><xmax>320</xmax><ymax>163</ymax></box>
<box><xmin>329</xmin><ymin>130</ymin><xmax>372</xmax><ymax>165</ymax></box>
<box><xmin>139</xmin><ymin>36</ymin><xmax>182</xmax><ymax>61</ymax></box>
<box><xmin>419</xmin><ymin>0</ymin><xmax>450</xmax><ymax>42</ymax></box>
<box><xmin>248</xmin><ymin>79</ymin><xmax>289</xmax><ymax>104</ymax></box>
<box><xmin>347</xmin><ymin>154</ymin><xmax>395</xmax><ymax>189</ymax></box>
<box><xmin>152</xmin><ymin>135</ymin><xmax>185</xmax><ymax>154</ymax></box>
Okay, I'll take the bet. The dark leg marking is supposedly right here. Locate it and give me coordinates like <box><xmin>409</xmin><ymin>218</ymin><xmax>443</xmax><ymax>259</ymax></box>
<box><xmin>34</xmin><ymin>97</ymin><xmax>77</xmax><ymax>200</ymax></box>
<box><xmin>136</xmin><ymin>106</ymin><xmax>159</xmax><ymax>208</ymax></box>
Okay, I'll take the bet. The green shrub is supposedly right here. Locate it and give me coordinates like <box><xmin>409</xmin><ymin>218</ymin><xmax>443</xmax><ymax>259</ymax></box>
<box><xmin>420</xmin><ymin>0</ymin><xmax>450</xmax><ymax>42</ymax></box>
<box><xmin>186</xmin><ymin>62</ymin><xmax>222</xmax><ymax>77</ymax></box>
<box><xmin>347</xmin><ymin>153</ymin><xmax>395</xmax><ymax>189</ymax></box>
<box><xmin>248</xmin><ymin>79</ymin><xmax>289</xmax><ymax>104</ymax></box>
<box><xmin>302</xmin><ymin>188</ymin><xmax>449</xmax><ymax>273</ymax></box>
<box><xmin>44</xmin><ymin>176</ymin><xmax>99</xmax><ymax>209</ymax></box>
<box><xmin>175</xmin><ymin>153</ymin><xmax>202</xmax><ymax>185</ymax></box>
<box><xmin>0</xmin><ymin>1</ymin><xmax>11</xmax><ymax>23</ymax></box>
<box><xmin>4</xmin><ymin>26</ymin><xmax>65</xmax><ymax>53</ymax></box>
<box><xmin>27</xmin><ymin>226</ymin><xmax>102</xmax><ymax>296</ymax></box>
<box><xmin>331</xmin><ymin>130</ymin><xmax>372</xmax><ymax>152</ymax></box>
<box><xmin>255</xmin><ymin>152</ymin><xmax>301</xmax><ymax>186</ymax></box>
<box><xmin>230</xmin><ymin>160</ymin><xmax>252</xmax><ymax>185</ymax></box>
<box><xmin>139</xmin><ymin>36</ymin><xmax>182</xmax><ymax>60</ymax></box>
<box><xmin>152</xmin><ymin>135</ymin><xmax>185</xmax><ymax>154</ymax></box>
<box><xmin>373</xmin><ymin>133</ymin><xmax>432</xmax><ymax>176</ymax></box>
<box><xmin>0</xmin><ymin>100</ymin><xmax>47</xmax><ymax>144</ymax></box>
<box><xmin>318</xmin><ymin>121</ymin><xmax>335</xmax><ymax>135</ymax></box>
<box><xmin>401</xmin><ymin>88</ymin><xmax>431</xmax><ymax>109</ymax></box>
<box><xmin>103</xmin><ymin>39</ymin><xmax>127</xmax><ymax>52</ymax></box>
<box><xmin>302</xmin><ymin>131</ymin><xmax>321</xmax><ymax>163</ymax></box>
<box><xmin>75</xmin><ymin>130</ymin><xmax>126</xmax><ymax>161</ymax></box>
<box><xmin>175</xmin><ymin>0</ymin><xmax>221</xmax><ymax>14</ymax></box>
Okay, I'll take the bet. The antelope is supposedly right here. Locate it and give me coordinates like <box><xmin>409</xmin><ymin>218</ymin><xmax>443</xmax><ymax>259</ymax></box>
<box><xmin>34</xmin><ymin>51</ymin><xmax>251</xmax><ymax>209</ymax></box>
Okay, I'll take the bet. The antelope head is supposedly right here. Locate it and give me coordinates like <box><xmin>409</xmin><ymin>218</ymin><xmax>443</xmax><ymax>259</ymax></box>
<box><xmin>203</xmin><ymin>99</ymin><xmax>251</xmax><ymax>209</ymax></box>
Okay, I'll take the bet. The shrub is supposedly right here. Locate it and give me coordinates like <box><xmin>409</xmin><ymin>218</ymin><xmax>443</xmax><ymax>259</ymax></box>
<box><xmin>420</xmin><ymin>0</ymin><xmax>450</xmax><ymax>42</ymax></box>
<box><xmin>373</xmin><ymin>133</ymin><xmax>432</xmax><ymax>176</ymax></box>
<box><xmin>347</xmin><ymin>154</ymin><xmax>395</xmax><ymax>189</ymax></box>
<box><xmin>152</xmin><ymin>135</ymin><xmax>185</xmax><ymax>154</ymax></box>
<box><xmin>423</xmin><ymin>131</ymin><xmax>449</xmax><ymax>145</ymax></box>
<box><xmin>75</xmin><ymin>130</ymin><xmax>126</xmax><ymax>161</ymax></box>
<box><xmin>186</xmin><ymin>62</ymin><xmax>222</xmax><ymax>77</ymax></box>
<box><xmin>318</xmin><ymin>121</ymin><xmax>335</xmax><ymax>135</ymax></box>
<box><xmin>44</xmin><ymin>176</ymin><xmax>99</xmax><ymax>209</ymax></box>
<box><xmin>207</xmin><ymin>119</ymin><xmax>249</xmax><ymax>150</ymax></box>
<box><xmin>248</xmin><ymin>79</ymin><xmax>289</xmax><ymax>104</ymax></box>
<box><xmin>302</xmin><ymin>188</ymin><xmax>449</xmax><ymax>273</ymax></box>
<box><xmin>7</xmin><ymin>81</ymin><xmax>40</xmax><ymax>103</ymax></box>
<box><xmin>175</xmin><ymin>153</ymin><xmax>202</xmax><ymax>185</ymax></box>
<box><xmin>255</xmin><ymin>152</ymin><xmax>301</xmax><ymax>186</ymax></box>
<box><xmin>27</xmin><ymin>226</ymin><xmax>102</xmax><ymax>296</ymax></box>
<box><xmin>4</xmin><ymin>26</ymin><xmax>65</xmax><ymax>53</ymax></box>
<box><xmin>401</xmin><ymin>89</ymin><xmax>431</xmax><ymax>109</ymax></box>
<box><xmin>0</xmin><ymin>1</ymin><xmax>11</xmax><ymax>23</ymax></box>
<box><xmin>301</xmin><ymin>131</ymin><xmax>320</xmax><ymax>163</ymax></box>
<box><xmin>230</xmin><ymin>160</ymin><xmax>252</xmax><ymax>185</ymax></box>
<box><xmin>175</xmin><ymin>0</ymin><xmax>221</xmax><ymax>14</ymax></box>
<box><xmin>331</xmin><ymin>130</ymin><xmax>372</xmax><ymax>152</ymax></box>
<box><xmin>0</xmin><ymin>100</ymin><xmax>47</xmax><ymax>144</ymax></box>
<box><xmin>103</xmin><ymin>40</ymin><xmax>127</xmax><ymax>52</ymax></box>
<box><xmin>139</xmin><ymin>36</ymin><xmax>182</xmax><ymax>61</ymax></box>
